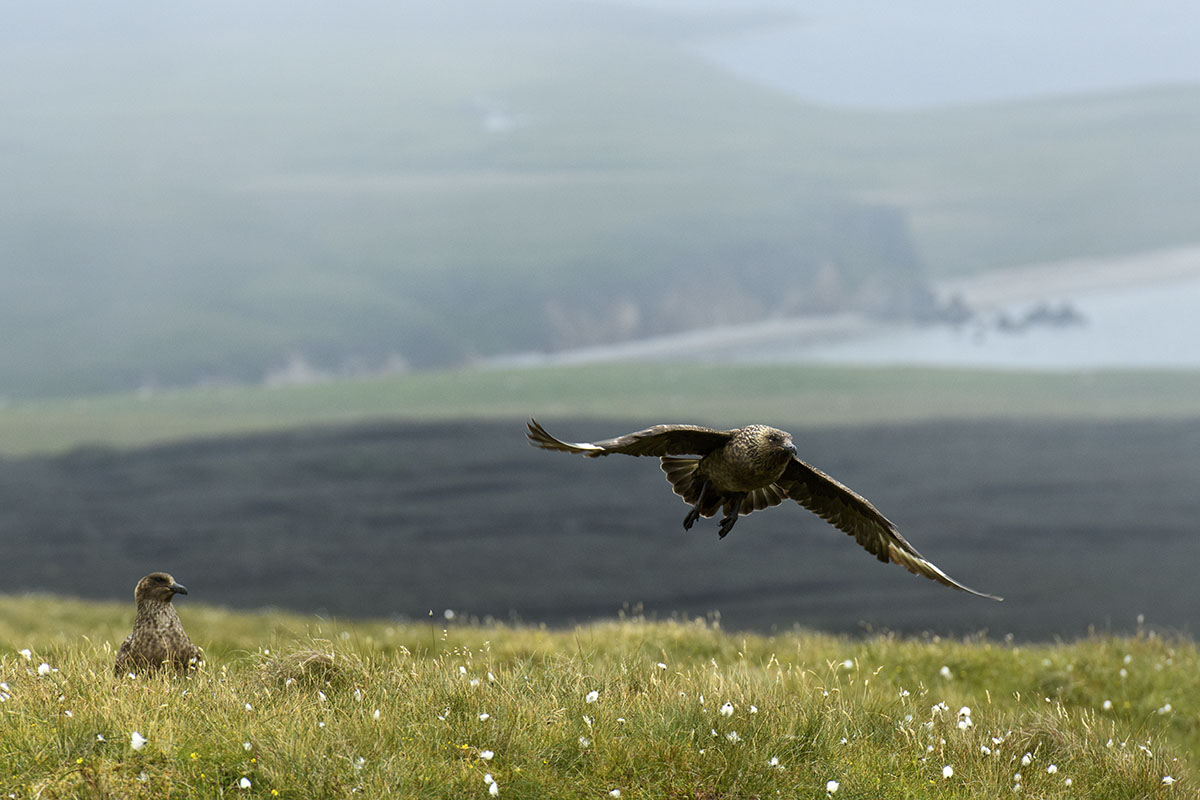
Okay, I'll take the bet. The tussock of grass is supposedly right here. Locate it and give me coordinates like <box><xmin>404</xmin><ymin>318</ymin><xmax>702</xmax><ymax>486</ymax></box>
<box><xmin>1</xmin><ymin>597</ymin><xmax>1194</xmax><ymax>798</ymax></box>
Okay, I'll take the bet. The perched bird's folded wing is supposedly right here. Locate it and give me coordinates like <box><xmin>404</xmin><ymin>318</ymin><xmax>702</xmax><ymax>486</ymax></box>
<box><xmin>778</xmin><ymin>459</ymin><xmax>1002</xmax><ymax>601</ymax></box>
<box><xmin>527</xmin><ymin>419</ymin><xmax>732</xmax><ymax>457</ymax></box>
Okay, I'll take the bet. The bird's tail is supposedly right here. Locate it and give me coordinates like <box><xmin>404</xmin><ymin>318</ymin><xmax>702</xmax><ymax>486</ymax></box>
<box><xmin>660</xmin><ymin>457</ymin><xmax>723</xmax><ymax>518</ymax></box>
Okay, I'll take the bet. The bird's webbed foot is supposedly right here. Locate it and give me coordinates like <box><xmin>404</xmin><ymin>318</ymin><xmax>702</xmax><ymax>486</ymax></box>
<box><xmin>681</xmin><ymin>479</ymin><xmax>710</xmax><ymax>531</ymax></box>
<box><xmin>717</xmin><ymin>498</ymin><xmax>743</xmax><ymax>539</ymax></box>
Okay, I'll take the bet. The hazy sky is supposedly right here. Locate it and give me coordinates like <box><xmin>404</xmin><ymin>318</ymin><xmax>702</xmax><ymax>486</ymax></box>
<box><xmin>697</xmin><ymin>0</ymin><xmax>1200</xmax><ymax>107</ymax></box>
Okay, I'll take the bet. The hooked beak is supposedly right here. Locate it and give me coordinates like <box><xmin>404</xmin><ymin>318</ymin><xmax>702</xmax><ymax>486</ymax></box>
<box><xmin>170</xmin><ymin>583</ymin><xmax>189</xmax><ymax>596</ymax></box>
<box><xmin>785</xmin><ymin>441</ymin><xmax>797</xmax><ymax>457</ymax></box>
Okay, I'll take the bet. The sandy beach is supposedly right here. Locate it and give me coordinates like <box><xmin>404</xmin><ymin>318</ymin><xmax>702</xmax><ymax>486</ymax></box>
<box><xmin>936</xmin><ymin>245</ymin><xmax>1200</xmax><ymax>307</ymax></box>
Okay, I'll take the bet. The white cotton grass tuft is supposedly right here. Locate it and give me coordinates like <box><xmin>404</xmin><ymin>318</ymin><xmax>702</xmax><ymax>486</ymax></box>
<box><xmin>130</xmin><ymin>731</ymin><xmax>147</xmax><ymax>751</ymax></box>
<box><xmin>720</xmin><ymin>702</ymin><xmax>734</xmax><ymax>718</ymax></box>
<box><xmin>479</xmin><ymin>749</ymin><xmax>495</xmax><ymax>761</ymax></box>
<box><xmin>942</xmin><ymin>765</ymin><xmax>954</xmax><ymax>779</ymax></box>
<box><xmin>37</xmin><ymin>663</ymin><xmax>52</xmax><ymax>676</ymax></box>
<box><xmin>585</xmin><ymin>690</ymin><xmax>599</xmax><ymax>703</ymax></box>
<box><xmin>825</xmin><ymin>779</ymin><xmax>840</xmax><ymax>793</ymax></box>
<box><xmin>19</xmin><ymin>649</ymin><xmax>32</xmax><ymax>660</ymax></box>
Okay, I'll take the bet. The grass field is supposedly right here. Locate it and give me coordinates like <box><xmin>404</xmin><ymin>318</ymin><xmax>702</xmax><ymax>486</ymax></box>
<box><xmin>1</xmin><ymin>598</ymin><xmax>1192</xmax><ymax>798</ymax></box>
<box><xmin>3</xmin><ymin>363</ymin><xmax>1200</xmax><ymax>456</ymax></box>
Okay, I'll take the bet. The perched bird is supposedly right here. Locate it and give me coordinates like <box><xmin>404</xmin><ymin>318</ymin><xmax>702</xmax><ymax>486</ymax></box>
<box><xmin>114</xmin><ymin>572</ymin><xmax>203</xmax><ymax>676</ymax></box>
<box><xmin>527</xmin><ymin>419</ymin><xmax>1000</xmax><ymax>600</ymax></box>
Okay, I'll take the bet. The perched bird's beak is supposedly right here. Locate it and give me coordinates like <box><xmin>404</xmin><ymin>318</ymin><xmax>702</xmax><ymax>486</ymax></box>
<box><xmin>170</xmin><ymin>583</ymin><xmax>189</xmax><ymax>596</ymax></box>
<box><xmin>785</xmin><ymin>441</ymin><xmax>797</xmax><ymax>457</ymax></box>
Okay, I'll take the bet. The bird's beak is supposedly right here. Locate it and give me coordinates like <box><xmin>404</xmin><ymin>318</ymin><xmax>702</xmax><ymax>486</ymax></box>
<box><xmin>171</xmin><ymin>583</ymin><xmax>189</xmax><ymax>596</ymax></box>
<box><xmin>785</xmin><ymin>442</ymin><xmax>798</xmax><ymax>457</ymax></box>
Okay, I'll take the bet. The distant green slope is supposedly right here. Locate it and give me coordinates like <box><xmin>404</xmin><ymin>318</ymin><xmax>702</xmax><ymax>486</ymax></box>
<box><xmin>2</xmin><ymin>363</ymin><xmax>1198</xmax><ymax>456</ymax></box>
<box><xmin>3</xmin><ymin>2</ymin><xmax>1199</xmax><ymax>398</ymax></box>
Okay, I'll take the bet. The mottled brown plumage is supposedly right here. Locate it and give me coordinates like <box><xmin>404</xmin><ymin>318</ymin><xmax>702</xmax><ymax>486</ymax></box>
<box><xmin>114</xmin><ymin>572</ymin><xmax>203</xmax><ymax>676</ymax></box>
<box><xmin>527</xmin><ymin>419</ymin><xmax>1000</xmax><ymax>601</ymax></box>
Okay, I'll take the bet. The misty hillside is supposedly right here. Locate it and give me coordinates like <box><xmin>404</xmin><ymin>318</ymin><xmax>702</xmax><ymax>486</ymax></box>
<box><xmin>4</xmin><ymin>1</ymin><xmax>1200</xmax><ymax>398</ymax></box>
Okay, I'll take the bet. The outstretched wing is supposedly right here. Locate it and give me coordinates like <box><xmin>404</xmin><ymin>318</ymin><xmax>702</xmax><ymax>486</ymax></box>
<box><xmin>527</xmin><ymin>419</ymin><xmax>732</xmax><ymax>458</ymax></box>
<box><xmin>778</xmin><ymin>458</ymin><xmax>1002</xmax><ymax>601</ymax></box>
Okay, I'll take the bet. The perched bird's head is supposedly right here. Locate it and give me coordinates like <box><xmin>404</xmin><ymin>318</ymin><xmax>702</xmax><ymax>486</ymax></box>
<box><xmin>134</xmin><ymin>572</ymin><xmax>189</xmax><ymax>605</ymax></box>
<box><xmin>740</xmin><ymin>425</ymin><xmax>797</xmax><ymax>464</ymax></box>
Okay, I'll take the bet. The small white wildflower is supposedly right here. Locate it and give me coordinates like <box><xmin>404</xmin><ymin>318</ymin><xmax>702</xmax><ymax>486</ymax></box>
<box><xmin>243</xmin><ymin>742</ymin><xmax>252</xmax><ymax>751</ymax></box>
<box><xmin>579</xmin><ymin>737</ymin><xmax>591</xmax><ymax>748</ymax></box>
<box><xmin>720</xmin><ymin>702</ymin><xmax>734</xmax><ymax>717</ymax></box>
<box><xmin>1021</xmin><ymin>753</ymin><xmax>1032</xmax><ymax>766</ymax></box>
<box><xmin>64</xmin><ymin>710</ymin><xmax>73</xmax><ymax>718</ymax></box>
<box><xmin>958</xmin><ymin>706</ymin><xmax>971</xmax><ymax>717</ymax></box>
<box><xmin>317</xmin><ymin>691</ymin><xmax>327</xmax><ymax>702</ymax></box>
<box><xmin>138</xmin><ymin>772</ymin><xmax>149</xmax><ymax>782</ymax></box>
<box><xmin>244</xmin><ymin>703</ymin><xmax>253</xmax><ymax>712</ymax></box>
<box><xmin>479</xmin><ymin>712</ymin><xmax>490</xmax><ymax>721</ymax></box>
<box><xmin>899</xmin><ymin>688</ymin><xmax>910</xmax><ymax>697</ymax></box>
<box><xmin>1064</xmin><ymin>777</ymin><xmax>1072</xmax><ymax>786</ymax></box>
<box><xmin>1102</xmin><ymin>699</ymin><xmax>1113</xmax><ymax>710</ymax></box>
<box><xmin>657</xmin><ymin>662</ymin><xmax>667</xmax><ymax>670</ymax></box>
<box><xmin>0</xmin><ymin>682</ymin><xmax>8</xmax><ymax>692</ymax></box>
<box><xmin>616</xmin><ymin>717</ymin><xmax>626</xmax><ymax>724</ymax></box>
<box><xmin>354</xmin><ymin>688</ymin><xmax>363</xmax><ymax>701</ymax></box>
<box><xmin>238</xmin><ymin>777</ymin><xmax>251</xmax><ymax>789</ymax></box>
<box><xmin>699</xmin><ymin>694</ymin><xmax>705</xmax><ymax>705</ymax></box>
<box><xmin>483</xmin><ymin>774</ymin><xmax>494</xmax><ymax>785</ymax></box>
<box><xmin>1014</xmin><ymin>772</ymin><xmax>1022</xmax><ymax>782</ymax></box>
<box><xmin>488</xmin><ymin>672</ymin><xmax>496</xmax><ymax>682</ymax></box>
<box><xmin>585</xmin><ymin>690</ymin><xmax>599</xmax><ymax>703</ymax></box>
<box><xmin>942</xmin><ymin>765</ymin><xmax>954</xmax><ymax>779</ymax></box>
<box><xmin>583</xmin><ymin>715</ymin><xmax>593</xmax><ymax>728</ymax></box>
<box><xmin>37</xmin><ymin>663</ymin><xmax>52</xmax><ymax>676</ymax></box>
<box><xmin>317</xmin><ymin>721</ymin><xmax>325</xmax><ymax>728</ymax></box>
<box><xmin>1106</xmin><ymin>738</ymin><xmax>1114</xmax><ymax>747</ymax></box>
<box><xmin>373</xmin><ymin>709</ymin><xmax>381</xmax><ymax>720</ymax></box>
<box><xmin>469</xmin><ymin>678</ymin><xmax>481</xmax><ymax>687</ymax></box>
<box><xmin>479</xmin><ymin>749</ymin><xmax>494</xmax><ymax>760</ymax></box>
<box><xmin>1163</xmin><ymin>776</ymin><xmax>1176</xmax><ymax>785</ymax></box>
<box><xmin>841</xmin><ymin>659</ymin><xmax>854</xmax><ymax>669</ymax></box>
<box><xmin>444</xmin><ymin>609</ymin><xmax>455</xmax><ymax>620</ymax></box>
<box><xmin>749</xmin><ymin>704</ymin><xmax>758</xmax><ymax>713</ymax></box>
<box><xmin>609</xmin><ymin>791</ymin><xmax>621</xmax><ymax>798</ymax></box>
<box><xmin>981</xmin><ymin>745</ymin><xmax>992</xmax><ymax>756</ymax></box>
<box><xmin>1123</xmin><ymin>654</ymin><xmax>1132</xmax><ymax>664</ymax></box>
<box><xmin>840</xmin><ymin>737</ymin><xmax>848</xmax><ymax>745</ymax></box>
<box><xmin>130</xmin><ymin>731</ymin><xmax>147</xmax><ymax>751</ymax></box>
<box><xmin>726</xmin><ymin>731</ymin><xmax>741</xmax><ymax>743</ymax></box>
<box><xmin>354</xmin><ymin>757</ymin><xmax>365</xmax><ymax>770</ymax></box>
<box><xmin>1158</xmin><ymin>703</ymin><xmax>1173</xmax><ymax>714</ymax></box>
<box><xmin>19</xmin><ymin>649</ymin><xmax>32</xmax><ymax>660</ymax></box>
<box><xmin>768</xmin><ymin>756</ymin><xmax>781</xmax><ymax>768</ymax></box>
<box><xmin>939</xmin><ymin>665</ymin><xmax>952</xmax><ymax>679</ymax></box>
<box><xmin>826</xmin><ymin>779</ymin><xmax>840</xmax><ymax>793</ymax></box>
<box><xmin>1047</xmin><ymin>764</ymin><xmax>1058</xmax><ymax>774</ymax></box>
<box><xmin>459</xmin><ymin>666</ymin><xmax>467</xmax><ymax>675</ymax></box>
<box><xmin>96</xmin><ymin>734</ymin><xmax>106</xmax><ymax>742</ymax></box>
<box><xmin>957</xmin><ymin>717</ymin><xmax>972</xmax><ymax>730</ymax></box>
<box><xmin>489</xmin><ymin>782</ymin><xmax>499</xmax><ymax>797</ymax></box>
<box><xmin>1119</xmin><ymin>668</ymin><xmax>1128</xmax><ymax>678</ymax></box>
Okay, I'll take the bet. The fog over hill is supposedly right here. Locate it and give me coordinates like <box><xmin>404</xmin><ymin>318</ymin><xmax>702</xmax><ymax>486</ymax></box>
<box><xmin>4</xmin><ymin>1</ymin><xmax>1199</xmax><ymax>398</ymax></box>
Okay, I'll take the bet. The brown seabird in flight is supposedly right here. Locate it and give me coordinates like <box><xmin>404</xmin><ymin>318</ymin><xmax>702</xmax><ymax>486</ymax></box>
<box><xmin>114</xmin><ymin>572</ymin><xmax>204</xmax><ymax>676</ymax></box>
<box><xmin>527</xmin><ymin>419</ymin><xmax>1000</xmax><ymax>600</ymax></box>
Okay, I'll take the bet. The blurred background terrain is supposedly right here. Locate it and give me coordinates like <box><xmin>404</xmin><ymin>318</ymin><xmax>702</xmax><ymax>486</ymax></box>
<box><xmin>2</xmin><ymin>0</ymin><xmax>1198</xmax><ymax>638</ymax></box>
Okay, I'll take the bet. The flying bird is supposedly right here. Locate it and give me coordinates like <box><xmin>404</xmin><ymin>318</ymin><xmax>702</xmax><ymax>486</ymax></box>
<box><xmin>527</xmin><ymin>419</ymin><xmax>1000</xmax><ymax>601</ymax></box>
<box><xmin>114</xmin><ymin>572</ymin><xmax>203</xmax><ymax>676</ymax></box>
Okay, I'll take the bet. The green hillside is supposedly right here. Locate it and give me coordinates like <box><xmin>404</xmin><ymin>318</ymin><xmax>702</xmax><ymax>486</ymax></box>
<box><xmin>2</xmin><ymin>363</ymin><xmax>1199</xmax><ymax>456</ymax></box>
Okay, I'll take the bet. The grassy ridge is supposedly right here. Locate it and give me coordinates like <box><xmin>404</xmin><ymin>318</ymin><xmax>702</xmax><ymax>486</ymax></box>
<box><xmin>2</xmin><ymin>364</ymin><xmax>1200</xmax><ymax>456</ymax></box>
<box><xmin>1</xmin><ymin>597</ymin><xmax>1194</xmax><ymax>798</ymax></box>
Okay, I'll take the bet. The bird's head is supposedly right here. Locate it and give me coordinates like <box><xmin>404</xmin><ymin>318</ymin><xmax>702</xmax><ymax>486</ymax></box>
<box><xmin>744</xmin><ymin>425</ymin><xmax>797</xmax><ymax>464</ymax></box>
<box><xmin>134</xmin><ymin>572</ymin><xmax>189</xmax><ymax>604</ymax></box>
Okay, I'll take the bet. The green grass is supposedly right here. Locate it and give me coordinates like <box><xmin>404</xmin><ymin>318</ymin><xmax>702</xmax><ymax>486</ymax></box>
<box><xmin>1</xmin><ymin>597</ymin><xmax>1194</xmax><ymax>798</ymax></box>
<box><xmin>2</xmin><ymin>363</ymin><xmax>1199</xmax><ymax>456</ymax></box>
